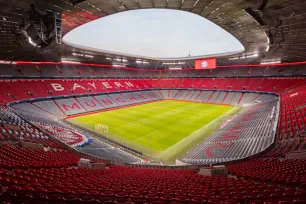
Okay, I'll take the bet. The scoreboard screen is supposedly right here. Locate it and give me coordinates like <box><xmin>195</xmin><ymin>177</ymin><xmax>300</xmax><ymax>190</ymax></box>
<box><xmin>195</xmin><ymin>58</ymin><xmax>216</xmax><ymax>69</ymax></box>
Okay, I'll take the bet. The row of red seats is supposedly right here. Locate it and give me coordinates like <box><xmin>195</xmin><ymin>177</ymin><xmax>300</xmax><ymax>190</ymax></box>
<box><xmin>0</xmin><ymin>79</ymin><xmax>151</xmax><ymax>104</ymax></box>
<box><xmin>33</xmin><ymin>122</ymin><xmax>86</xmax><ymax>146</ymax></box>
<box><xmin>279</xmin><ymin>82</ymin><xmax>306</xmax><ymax>139</ymax></box>
<box><xmin>228</xmin><ymin>158</ymin><xmax>306</xmax><ymax>188</ymax></box>
<box><xmin>0</xmin><ymin>145</ymin><xmax>80</xmax><ymax>168</ymax></box>
<box><xmin>2</xmin><ymin>64</ymin><xmax>305</xmax><ymax>78</ymax></box>
<box><xmin>0</xmin><ymin>78</ymin><xmax>304</xmax><ymax>104</ymax></box>
<box><xmin>0</xmin><ymin>127</ymin><xmax>63</xmax><ymax>149</ymax></box>
<box><xmin>0</xmin><ymin>109</ymin><xmax>65</xmax><ymax>149</ymax></box>
<box><xmin>265</xmin><ymin>140</ymin><xmax>306</xmax><ymax>158</ymax></box>
<box><xmin>1</xmin><ymin>64</ymin><xmax>141</xmax><ymax>78</ymax></box>
<box><xmin>150</xmin><ymin>78</ymin><xmax>303</xmax><ymax>93</ymax></box>
<box><xmin>2</xmin><ymin>166</ymin><xmax>305</xmax><ymax>204</ymax></box>
<box><xmin>268</xmin><ymin>81</ymin><xmax>306</xmax><ymax>156</ymax></box>
<box><xmin>204</xmin><ymin>102</ymin><xmax>267</xmax><ymax>158</ymax></box>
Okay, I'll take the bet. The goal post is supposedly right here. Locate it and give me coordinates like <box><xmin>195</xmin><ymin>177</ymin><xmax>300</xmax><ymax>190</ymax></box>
<box><xmin>94</xmin><ymin>124</ymin><xmax>109</xmax><ymax>135</ymax></box>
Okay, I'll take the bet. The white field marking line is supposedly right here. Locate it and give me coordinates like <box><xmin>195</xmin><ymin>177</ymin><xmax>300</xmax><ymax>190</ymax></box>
<box><xmin>117</xmin><ymin>101</ymin><xmax>194</xmax><ymax>115</ymax></box>
<box><xmin>131</xmin><ymin>129</ymin><xmax>159</xmax><ymax>143</ymax></box>
<box><xmin>118</xmin><ymin>107</ymin><xmax>172</xmax><ymax>128</ymax></box>
<box><xmin>162</xmin><ymin>107</ymin><xmax>241</xmax><ymax>155</ymax></box>
<box><xmin>190</xmin><ymin>107</ymin><xmax>239</xmax><ymax>135</ymax></box>
<box><xmin>168</xmin><ymin>103</ymin><xmax>209</xmax><ymax>115</ymax></box>
<box><xmin>158</xmin><ymin>105</ymin><xmax>230</xmax><ymax>135</ymax></box>
<box><xmin>119</xmin><ymin>118</ymin><xmax>157</xmax><ymax>131</ymax></box>
<box><xmin>125</xmin><ymin>102</ymin><xmax>209</xmax><ymax>127</ymax></box>
<box><xmin>102</xmin><ymin>148</ymin><xmax>126</xmax><ymax>160</ymax></box>
<box><xmin>95</xmin><ymin>115</ymin><xmax>157</xmax><ymax>134</ymax></box>
<box><xmin>111</xmin><ymin>103</ymin><xmax>169</xmax><ymax>116</ymax></box>
<box><xmin>94</xmin><ymin>110</ymin><xmax>157</xmax><ymax>132</ymax></box>
<box><xmin>123</xmin><ymin>104</ymin><xmax>171</xmax><ymax>113</ymax></box>
<box><xmin>105</xmin><ymin>102</ymin><xmax>217</xmax><ymax>137</ymax></box>
<box><xmin>81</xmin><ymin>147</ymin><xmax>113</xmax><ymax>150</ymax></box>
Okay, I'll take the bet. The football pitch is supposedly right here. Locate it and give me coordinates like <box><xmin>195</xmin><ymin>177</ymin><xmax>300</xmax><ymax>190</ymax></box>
<box><xmin>67</xmin><ymin>100</ymin><xmax>241</xmax><ymax>163</ymax></box>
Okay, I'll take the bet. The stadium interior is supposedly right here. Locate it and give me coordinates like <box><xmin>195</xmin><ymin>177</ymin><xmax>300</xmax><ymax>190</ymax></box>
<box><xmin>0</xmin><ymin>0</ymin><xmax>306</xmax><ymax>204</ymax></box>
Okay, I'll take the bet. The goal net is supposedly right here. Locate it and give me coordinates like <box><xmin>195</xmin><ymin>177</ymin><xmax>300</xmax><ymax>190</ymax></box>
<box><xmin>94</xmin><ymin>124</ymin><xmax>109</xmax><ymax>135</ymax></box>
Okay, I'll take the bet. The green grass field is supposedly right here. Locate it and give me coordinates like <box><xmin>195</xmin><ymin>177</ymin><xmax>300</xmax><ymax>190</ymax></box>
<box><xmin>67</xmin><ymin>100</ymin><xmax>241</xmax><ymax>163</ymax></box>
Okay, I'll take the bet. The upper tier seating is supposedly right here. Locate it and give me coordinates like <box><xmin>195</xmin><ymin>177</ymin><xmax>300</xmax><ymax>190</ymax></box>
<box><xmin>1</xmin><ymin>64</ymin><xmax>306</xmax><ymax>78</ymax></box>
<box><xmin>0</xmin><ymin>65</ymin><xmax>22</xmax><ymax>76</ymax></box>
<box><xmin>39</xmin><ymin>65</ymin><xmax>63</xmax><ymax>76</ymax></box>
<box><xmin>163</xmin><ymin>90</ymin><xmax>277</xmax><ymax>106</ymax></box>
<box><xmin>16</xmin><ymin>65</ymin><xmax>41</xmax><ymax>76</ymax></box>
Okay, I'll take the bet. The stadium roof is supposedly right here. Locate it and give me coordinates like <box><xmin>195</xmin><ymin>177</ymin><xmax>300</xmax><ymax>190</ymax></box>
<box><xmin>1</xmin><ymin>0</ymin><xmax>306</xmax><ymax>69</ymax></box>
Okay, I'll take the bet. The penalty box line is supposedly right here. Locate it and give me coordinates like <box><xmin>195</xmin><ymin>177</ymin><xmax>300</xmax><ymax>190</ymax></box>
<box><xmin>131</xmin><ymin>129</ymin><xmax>159</xmax><ymax>143</ymax></box>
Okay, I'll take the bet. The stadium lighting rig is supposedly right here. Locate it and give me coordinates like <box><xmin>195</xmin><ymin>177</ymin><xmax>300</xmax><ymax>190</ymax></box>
<box><xmin>61</xmin><ymin>59</ymin><xmax>81</xmax><ymax>64</ymax></box>
<box><xmin>70</xmin><ymin>0</ymin><xmax>87</xmax><ymax>6</ymax></box>
<box><xmin>112</xmin><ymin>64</ymin><xmax>126</xmax><ymax>67</ymax></box>
<box><xmin>110</xmin><ymin>59</ymin><xmax>128</xmax><ymax>66</ymax></box>
<box><xmin>20</xmin><ymin>4</ymin><xmax>62</xmax><ymax>49</ymax></box>
<box><xmin>114</xmin><ymin>58</ymin><xmax>128</xmax><ymax>62</ymax></box>
<box><xmin>265</xmin><ymin>31</ymin><xmax>273</xmax><ymax>52</ymax></box>
<box><xmin>72</xmin><ymin>53</ymin><xmax>94</xmax><ymax>59</ymax></box>
<box><xmin>169</xmin><ymin>68</ymin><xmax>182</xmax><ymax>70</ymax></box>
<box><xmin>229</xmin><ymin>53</ymin><xmax>259</xmax><ymax>60</ymax></box>
<box><xmin>105</xmin><ymin>58</ymin><xmax>129</xmax><ymax>63</ymax></box>
<box><xmin>260</xmin><ymin>60</ymin><xmax>281</xmax><ymax>65</ymax></box>
<box><xmin>136</xmin><ymin>60</ymin><xmax>149</xmax><ymax>64</ymax></box>
<box><xmin>243</xmin><ymin>0</ymin><xmax>269</xmax><ymax>26</ymax></box>
<box><xmin>27</xmin><ymin>37</ymin><xmax>39</xmax><ymax>47</ymax></box>
<box><xmin>162</xmin><ymin>62</ymin><xmax>186</xmax><ymax>65</ymax></box>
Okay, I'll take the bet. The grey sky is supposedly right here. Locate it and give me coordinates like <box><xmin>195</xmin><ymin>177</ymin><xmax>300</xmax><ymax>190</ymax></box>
<box><xmin>63</xmin><ymin>9</ymin><xmax>245</xmax><ymax>60</ymax></box>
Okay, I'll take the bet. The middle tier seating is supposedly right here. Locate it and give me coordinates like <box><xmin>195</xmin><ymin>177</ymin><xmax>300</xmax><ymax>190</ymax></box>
<box><xmin>0</xmin><ymin>78</ymin><xmax>304</xmax><ymax>104</ymax></box>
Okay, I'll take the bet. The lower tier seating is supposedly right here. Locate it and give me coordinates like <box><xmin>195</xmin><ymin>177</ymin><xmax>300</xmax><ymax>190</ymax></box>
<box><xmin>228</xmin><ymin>158</ymin><xmax>306</xmax><ymax>188</ymax></box>
<box><xmin>77</xmin><ymin>146</ymin><xmax>140</xmax><ymax>164</ymax></box>
<box><xmin>182</xmin><ymin>100</ymin><xmax>279</xmax><ymax>164</ymax></box>
<box><xmin>9</xmin><ymin>104</ymin><xmax>143</xmax><ymax>164</ymax></box>
<box><xmin>12</xmin><ymin>90</ymin><xmax>163</xmax><ymax>116</ymax></box>
<box><xmin>1</xmin><ymin>164</ymin><xmax>306</xmax><ymax>204</ymax></box>
<box><xmin>267</xmin><ymin>81</ymin><xmax>306</xmax><ymax>157</ymax></box>
<box><xmin>162</xmin><ymin>90</ymin><xmax>277</xmax><ymax>106</ymax></box>
<box><xmin>10</xmin><ymin>90</ymin><xmax>282</xmax><ymax>165</ymax></box>
<box><xmin>0</xmin><ymin>145</ymin><xmax>80</xmax><ymax>168</ymax></box>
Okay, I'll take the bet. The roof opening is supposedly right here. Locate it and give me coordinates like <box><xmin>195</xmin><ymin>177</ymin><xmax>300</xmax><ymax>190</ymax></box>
<box><xmin>63</xmin><ymin>9</ymin><xmax>245</xmax><ymax>60</ymax></box>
